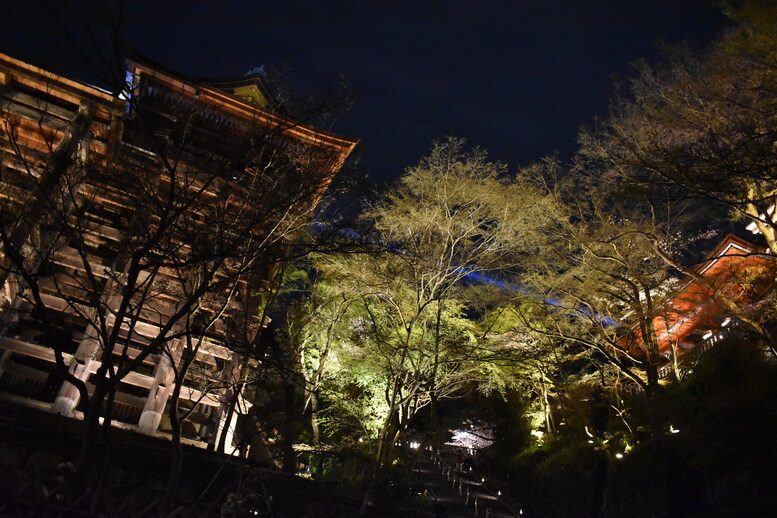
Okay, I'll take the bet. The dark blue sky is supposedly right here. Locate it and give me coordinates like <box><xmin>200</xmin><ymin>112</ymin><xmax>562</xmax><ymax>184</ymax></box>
<box><xmin>1</xmin><ymin>1</ymin><xmax>729</xmax><ymax>184</ymax></box>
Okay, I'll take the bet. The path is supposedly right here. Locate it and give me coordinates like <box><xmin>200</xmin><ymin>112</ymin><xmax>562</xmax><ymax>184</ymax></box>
<box><xmin>410</xmin><ymin>448</ymin><xmax>521</xmax><ymax>518</ymax></box>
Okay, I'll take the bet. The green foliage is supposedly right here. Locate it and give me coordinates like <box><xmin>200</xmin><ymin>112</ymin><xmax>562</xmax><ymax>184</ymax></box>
<box><xmin>319</xmin><ymin>363</ymin><xmax>389</xmax><ymax>439</ymax></box>
<box><xmin>661</xmin><ymin>338</ymin><xmax>777</xmax><ymax>506</ymax></box>
<box><xmin>505</xmin><ymin>335</ymin><xmax>777</xmax><ymax>517</ymax></box>
<box><xmin>283</xmin><ymin>138</ymin><xmax>563</xmax><ymax>464</ymax></box>
<box><xmin>236</xmin><ymin>10</ymin><xmax>777</xmax><ymax>517</ymax></box>
<box><xmin>276</xmin><ymin>10</ymin><xmax>777</xmax><ymax>496</ymax></box>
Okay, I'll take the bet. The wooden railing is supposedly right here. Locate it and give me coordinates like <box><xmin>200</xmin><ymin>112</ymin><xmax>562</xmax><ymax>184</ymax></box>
<box><xmin>658</xmin><ymin>323</ymin><xmax>738</xmax><ymax>379</ymax></box>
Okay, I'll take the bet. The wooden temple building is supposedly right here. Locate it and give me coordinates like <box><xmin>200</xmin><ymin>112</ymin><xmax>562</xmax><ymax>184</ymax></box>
<box><xmin>630</xmin><ymin>234</ymin><xmax>774</xmax><ymax>377</ymax></box>
<box><xmin>0</xmin><ymin>52</ymin><xmax>357</xmax><ymax>450</ymax></box>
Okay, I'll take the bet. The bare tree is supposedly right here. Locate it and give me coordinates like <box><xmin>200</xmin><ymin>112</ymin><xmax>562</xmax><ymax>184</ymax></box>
<box><xmin>579</xmin><ymin>6</ymin><xmax>777</xmax><ymax>253</ymax></box>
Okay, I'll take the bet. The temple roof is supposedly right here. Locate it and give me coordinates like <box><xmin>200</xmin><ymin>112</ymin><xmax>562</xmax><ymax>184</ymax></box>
<box><xmin>197</xmin><ymin>74</ymin><xmax>275</xmax><ymax>110</ymax></box>
<box><xmin>125</xmin><ymin>53</ymin><xmax>358</xmax><ymax>170</ymax></box>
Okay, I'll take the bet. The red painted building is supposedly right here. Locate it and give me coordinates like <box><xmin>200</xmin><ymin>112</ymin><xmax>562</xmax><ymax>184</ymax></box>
<box><xmin>633</xmin><ymin>234</ymin><xmax>774</xmax><ymax>375</ymax></box>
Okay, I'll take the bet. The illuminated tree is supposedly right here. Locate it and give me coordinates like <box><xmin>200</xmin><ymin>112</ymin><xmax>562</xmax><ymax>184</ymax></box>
<box><xmin>317</xmin><ymin>137</ymin><xmax>560</xmax><ymax>465</ymax></box>
<box><xmin>575</xmin><ymin>5</ymin><xmax>777</xmax><ymax>354</ymax></box>
<box><xmin>278</xmin><ymin>268</ymin><xmax>357</xmax><ymax>446</ymax></box>
<box><xmin>523</xmin><ymin>208</ymin><xmax>676</xmax><ymax>395</ymax></box>
<box><xmin>579</xmin><ymin>4</ymin><xmax>777</xmax><ymax>253</ymax></box>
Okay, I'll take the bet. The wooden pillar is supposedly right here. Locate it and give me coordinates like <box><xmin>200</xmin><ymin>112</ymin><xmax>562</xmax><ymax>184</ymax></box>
<box><xmin>138</xmin><ymin>340</ymin><xmax>179</xmax><ymax>434</ymax></box>
<box><xmin>52</xmin><ymin>332</ymin><xmax>100</xmax><ymax>416</ymax></box>
<box><xmin>0</xmin><ymin>349</ymin><xmax>12</xmax><ymax>378</ymax></box>
<box><xmin>0</xmin><ymin>274</ymin><xmax>24</xmax><ymax>377</ymax></box>
<box><xmin>52</xmin><ymin>288</ymin><xmax>122</xmax><ymax>417</ymax></box>
<box><xmin>213</xmin><ymin>352</ymin><xmax>242</xmax><ymax>453</ymax></box>
<box><xmin>0</xmin><ymin>274</ymin><xmax>23</xmax><ymax>329</ymax></box>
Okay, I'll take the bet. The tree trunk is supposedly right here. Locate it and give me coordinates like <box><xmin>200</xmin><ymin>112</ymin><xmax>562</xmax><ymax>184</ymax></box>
<box><xmin>281</xmin><ymin>381</ymin><xmax>297</xmax><ymax>472</ymax></box>
<box><xmin>162</xmin><ymin>384</ymin><xmax>183</xmax><ymax>516</ymax></box>
<box><xmin>429</xmin><ymin>392</ymin><xmax>439</xmax><ymax>446</ymax></box>
<box><xmin>588</xmin><ymin>389</ymin><xmax>610</xmax><ymax>518</ymax></box>
<box><xmin>375</xmin><ymin>420</ymin><xmax>393</xmax><ymax>467</ymax></box>
<box><xmin>375</xmin><ymin>405</ymin><xmax>400</xmax><ymax>467</ymax></box>
<box><xmin>542</xmin><ymin>380</ymin><xmax>555</xmax><ymax>434</ymax></box>
<box><xmin>217</xmin><ymin>391</ymin><xmax>238</xmax><ymax>454</ymax></box>
<box><xmin>90</xmin><ymin>385</ymin><xmax>117</xmax><ymax>512</ymax></box>
<box><xmin>73</xmin><ymin>387</ymin><xmax>106</xmax><ymax>493</ymax></box>
<box><xmin>310</xmin><ymin>391</ymin><xmax>320</xmax><ymax>446</ymax></box>
<box><xmin>589</xmin><ymin>449</ymin><xmax>608</xmax><ymax>518</ymax></box>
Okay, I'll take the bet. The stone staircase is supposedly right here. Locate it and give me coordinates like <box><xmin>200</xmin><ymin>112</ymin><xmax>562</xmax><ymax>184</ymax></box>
<box><xmin>410</xmin><ymin>448</ymin><xmax>520</xmax><ymax>518</ymax></box>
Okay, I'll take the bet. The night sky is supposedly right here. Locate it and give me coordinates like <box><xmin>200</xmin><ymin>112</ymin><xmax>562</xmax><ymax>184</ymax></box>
<box><xmin>2</xmin><ymin>1</ymin><xmax>729</xmax><ymax>184</ymax></box>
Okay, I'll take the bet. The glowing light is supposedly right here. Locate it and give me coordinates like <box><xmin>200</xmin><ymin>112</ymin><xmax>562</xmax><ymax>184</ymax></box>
<box><xmin>615</xmin><ymin>453</ymin><xmax>623</xmax><ymax>459</ymax></box>
<box><xmin>587</xmin><ymin>440</ymin><xmax>594</xmax><ymax>444</ymax></box>
<box><xmin>497</xmin><ymin>491</ymin><xmax>502</xmax><ymax>496</ymax></box>
<box><xmin>584</xmin><ymin>426</ymin><xmax>594</xmax><ymax>438</ymax></box>
<box><xmin>721</xmin><ymin>318</ymin><xmax>731</xmax><ymax>327</ymax></box>
<box><xmin>670</xmin><ymin>425</ymin><xmax>680</xmax><ymax>434</ymax></box>
<box><xmin>703</xmin><ymin>331</ymin><xmax>713</xmax><ymax>340</ymax></box>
